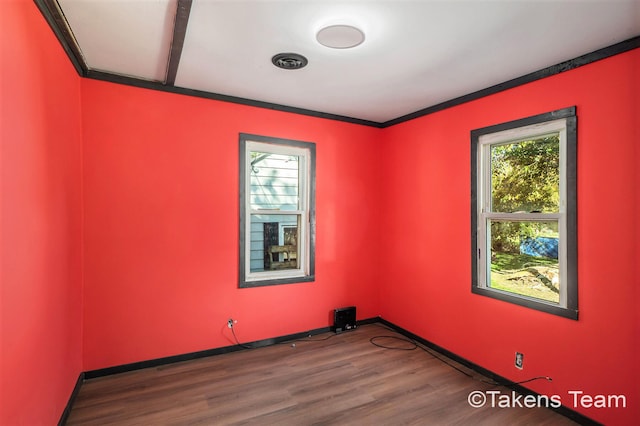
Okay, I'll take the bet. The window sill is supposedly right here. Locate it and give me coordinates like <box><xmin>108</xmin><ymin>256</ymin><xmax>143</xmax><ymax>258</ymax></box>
<box><xmin>471</xmin><ymin>286</ymin><xmax>578</xmax><ymax>320</ymax></box>
<box><xmin>239</xmin><ymin>275</ymin><xmax>315</xmax><ymax>288</ymax></box>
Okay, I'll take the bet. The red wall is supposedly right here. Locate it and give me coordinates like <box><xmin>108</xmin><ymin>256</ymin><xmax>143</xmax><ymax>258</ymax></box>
<box><xmin>1</xmin><ymin>0</ymin><xmax>83</xmax><ymax>424</ymax></box>
<box><xmin>2</xmin><ymin>4</ymin><xmax>637</xmax><ymax>423</ymax></box>
<box><xmin>379</xmin><ymin>49</ymin><xmax>639</xmax><ymax>424</ymax></box>
<box><xmin>80</xmin><ymin>81</ymin><xmax>382</xmax><ymax>370</ymax></box>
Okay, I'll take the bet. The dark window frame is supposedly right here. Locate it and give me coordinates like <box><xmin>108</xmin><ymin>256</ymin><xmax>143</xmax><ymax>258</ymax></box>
<box><xmin>471</xmin><ymin>107</ymin><xmax>578</xmax><ymax>319</ymax></box>
<box><xmin>239</xmin><ymin>133</ymin><xmax>316</xmax><ymax>288</ymax></box>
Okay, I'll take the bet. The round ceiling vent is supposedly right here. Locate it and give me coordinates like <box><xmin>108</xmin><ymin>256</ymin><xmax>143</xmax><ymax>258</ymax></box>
<box><xmin>272</xmin><ymin>53</ymin><xmax>308</xmax><ymax>70</ymax></box>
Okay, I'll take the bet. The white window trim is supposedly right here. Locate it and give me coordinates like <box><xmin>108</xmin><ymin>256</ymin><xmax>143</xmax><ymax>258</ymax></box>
<box><xmin>477</xmin><ymin>119</ymin><xmax>568</xmax><ymax>307</ymax></box>
<box><xmin>244</xmin><ymin>141</ymin><xmax>310</xmax><ymax>282</ymax></box>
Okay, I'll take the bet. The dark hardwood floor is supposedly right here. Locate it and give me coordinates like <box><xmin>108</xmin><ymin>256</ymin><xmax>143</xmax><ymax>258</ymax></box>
<box><xmin>67</xmin><ymin>324</ymin><xmax>576</xmax><ymax>425</ymax></box>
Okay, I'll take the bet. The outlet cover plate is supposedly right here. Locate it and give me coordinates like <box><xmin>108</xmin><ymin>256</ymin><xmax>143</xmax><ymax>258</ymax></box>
<box><xmin>515</xmin><ymin>352</ymin><xmax>524</xmax><ymax>369</ymax></box>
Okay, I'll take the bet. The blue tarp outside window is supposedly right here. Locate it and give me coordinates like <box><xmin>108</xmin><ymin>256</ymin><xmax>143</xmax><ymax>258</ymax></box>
<box><xmin>520</xmin><ymin>236</ymin><xmax>559</xmax><ymax>259</ymax></box>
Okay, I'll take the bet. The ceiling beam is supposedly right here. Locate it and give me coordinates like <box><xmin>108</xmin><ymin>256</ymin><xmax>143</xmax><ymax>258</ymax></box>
<box><xmin>165</xmin><ymin>0</ymin><xmax>193</xmax><ymax>86</ymax></box>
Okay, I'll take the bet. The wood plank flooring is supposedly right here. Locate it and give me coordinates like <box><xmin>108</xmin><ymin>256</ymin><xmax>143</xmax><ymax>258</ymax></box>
<box><xmin>66</xmin><ymin>324</ymin><xmax>577</xmax><ymax>425</ymax></box>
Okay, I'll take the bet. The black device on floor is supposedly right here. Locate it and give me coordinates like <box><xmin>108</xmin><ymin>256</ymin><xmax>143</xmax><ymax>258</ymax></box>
<box><xmin>333</xmin><ymin>306</ymin><xmax>356</xmax><ymax>333</ymax></box>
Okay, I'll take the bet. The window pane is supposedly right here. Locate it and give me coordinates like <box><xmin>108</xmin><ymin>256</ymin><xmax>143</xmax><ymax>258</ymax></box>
<box><xmin>249</xmin><ymin>214</ymin><xmax>300</xmax><ymax>273</ymax></box>
<box><xmin>491</xmin><ymin>135</ymin><xmax>559</xmax><ymax>213</ymax></box>
<box><xmin>250</xmin><ymin>152</ymin><xmax>299</xmax><ymax>210</ymax></box>
<box><xmin>489</xmin><ymin>220</ymin><xmax>560</xmax><ymax>304</ymax></box>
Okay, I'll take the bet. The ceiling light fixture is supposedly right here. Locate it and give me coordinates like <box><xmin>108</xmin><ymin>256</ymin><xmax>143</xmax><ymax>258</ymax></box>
<box><xmin>316</xmin><ymin>24</ymin><xmax>365</xmax><ymax>49</ymax></box>
<box><xmin>271</xmin><ymin>53</ymin><xmax>308</xmax><ymax>70</ymax></box>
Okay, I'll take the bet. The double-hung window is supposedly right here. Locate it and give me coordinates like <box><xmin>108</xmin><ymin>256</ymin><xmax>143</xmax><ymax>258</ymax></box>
<box><xmin>471</xmin><ymin>107</ymin><xmax>577</xmax><ymax>319</ymax></box>
<box><xmin>239</xmin><ymin>134</ymin><xmax>315</xmax><ymax>288</ymax></box>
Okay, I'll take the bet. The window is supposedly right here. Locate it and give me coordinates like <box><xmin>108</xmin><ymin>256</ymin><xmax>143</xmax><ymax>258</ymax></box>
<box><xmin>471</xmin><ymin>107</ymin><xmax>577</xmax><ymax>319</ymax></box>
<box><xmin>239</xmin><ymin>134</ymin><xmax>315</xmax><ymax>287</ymax></box>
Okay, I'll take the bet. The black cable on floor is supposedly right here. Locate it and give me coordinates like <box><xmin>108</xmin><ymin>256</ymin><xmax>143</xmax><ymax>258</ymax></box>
<box><xmin>368</xmin><ymin>323</ymin><xmax>551</xmax><ymax>387</ymax></box>
<box><xmin>370</xmin><ymin>335</ymin><xmax>417</xmax><ymax>351</ymax></box>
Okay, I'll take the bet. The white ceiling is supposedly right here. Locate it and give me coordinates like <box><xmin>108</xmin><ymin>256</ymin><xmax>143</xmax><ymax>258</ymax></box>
<box><xmin>56</xmin><ymin>0</ymin><xmax>640</xmax><ymax>124</ymax></box>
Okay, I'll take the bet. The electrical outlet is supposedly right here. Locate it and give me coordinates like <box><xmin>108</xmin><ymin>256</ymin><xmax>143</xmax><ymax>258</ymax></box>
<box><xmin>227</xmin><ymin>318</ymin><xmax>234</xmax><ymax>329</ymax></box>
<box><xmin>515</xmin><ymin>352</ymin><xmax>524</xmax><ymax>369</ymax></box>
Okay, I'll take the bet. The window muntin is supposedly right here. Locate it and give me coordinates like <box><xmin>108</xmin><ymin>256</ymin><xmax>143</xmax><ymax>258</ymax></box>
<box><xmin>472</xmin><ymin>108</ymin><xmax>577</xmax><ymax>319</ymax></box>
<box><xmin>239</xmin><ymin>134</ymin><xmax>315</xmax><ymax>287</ymax></box>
